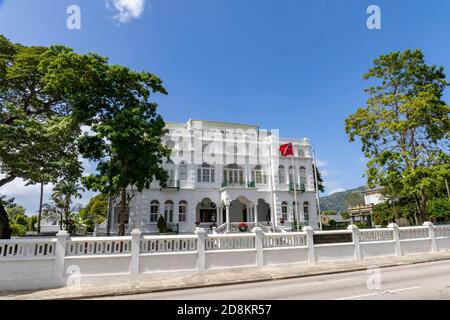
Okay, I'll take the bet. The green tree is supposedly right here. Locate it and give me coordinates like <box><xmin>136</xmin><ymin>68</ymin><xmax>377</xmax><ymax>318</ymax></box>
<box><xmin>79</xmin><ymin>194</ymin><xmax>108</xmax><ymax>232</ymax></box>
<box><xmin>428</xmin><ymin>198</ymin><xmax>450</xmax><ymax>221</ymax></box>
<box><xmin>346</xmin><ymin>49</ymin><xmax>450</xmax><ymax>223</ymax></box>
<box><xmin>313</xmin><ymin>164</ymin><xmax>325</xmax><ymax>193</ymax></box>
<box><xmin>51</xmin><ymin>180</ymin><xmax>84</xmax><ymax>233</ymax></box>
<box><xmin>157</xmin><ymin>215</ymin><xmax>168</xmax><ymax>233</ymax></box>
<box><xmin>78</xmin><ymin>65</ymin><xmax>170</xmax><ymax>236</ymax></box>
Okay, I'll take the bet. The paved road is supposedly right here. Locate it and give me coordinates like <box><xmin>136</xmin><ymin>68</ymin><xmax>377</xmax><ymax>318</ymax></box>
<box><xmin>95</xmin><ymin>260</ymin><xmax>450</xmax><ymax>300</ymax></box>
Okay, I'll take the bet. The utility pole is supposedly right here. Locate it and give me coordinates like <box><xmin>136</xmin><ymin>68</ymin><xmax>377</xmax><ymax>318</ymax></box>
<box><xmin>37</xmin><ymin>181</ymin><xmax>44</xmax><ymax>234</ymax></box>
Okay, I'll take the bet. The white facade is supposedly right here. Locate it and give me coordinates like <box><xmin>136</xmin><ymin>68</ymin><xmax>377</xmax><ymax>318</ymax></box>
<box><xmin>107</xmin><ymin>119</ymin><xmax>319</xmax><ymax>234</ymax></box>
<box><xmin>364</xmin><ymin>191</ymin><xmax>385</xmax><ymax>206</ymax></box>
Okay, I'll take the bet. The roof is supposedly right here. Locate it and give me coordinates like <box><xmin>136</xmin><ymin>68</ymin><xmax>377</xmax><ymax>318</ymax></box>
<box><xmin>362</xmin><ymin>185</ymin><xmax>385</xmax><ymax>194</ymax></box>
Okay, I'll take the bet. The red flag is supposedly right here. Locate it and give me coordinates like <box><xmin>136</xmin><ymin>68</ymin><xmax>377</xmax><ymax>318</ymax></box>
<box><xmin>279</xmin><ymin>143</ymin><xmax>293</xmax><ymax>157</ymax></box>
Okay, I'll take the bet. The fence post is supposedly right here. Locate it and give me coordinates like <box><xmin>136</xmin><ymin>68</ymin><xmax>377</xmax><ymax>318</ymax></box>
<box><xmin>253</xmin><ymin>227</ymin><xmax>264</xmax><ymax>267</ymax></box>
<box><xmin>347</xmin><ymin>224</ymin><xmax>361</xmax><ymax>261</ymax></box>
<box><xmin>423</xmin><ymin>221</ymin><xmax>437</xmax><ymax>252</ymax></box>
<box><xmin>302</xmin><ymin>226</ymin><xmax>316</xmax><ymax>265</ymax></box>
<box><xmin>388</xmin><ymin>223</ymin><xmax>402</xmax><ymax>256</ymax></box>
<box><xmin>130</xmin><ymin>229</ymin><xmax>141</xmax><ymax>275</ymax></box>
<box><xmin>55</xmin><ymin>230</ymin><xmax>69</xmax><ymax>286</ymax></box>
<box><xmin>195</xmin><ymin>228</ymin><xmax>206</xmax><ymax>272</ymax></box>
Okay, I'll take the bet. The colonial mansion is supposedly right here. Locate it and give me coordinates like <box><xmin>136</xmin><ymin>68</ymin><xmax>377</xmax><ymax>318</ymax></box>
<box><xmin>101</xmin><ymin>119</ymin><xmax>320</xmax><ymax>235</ymax></box>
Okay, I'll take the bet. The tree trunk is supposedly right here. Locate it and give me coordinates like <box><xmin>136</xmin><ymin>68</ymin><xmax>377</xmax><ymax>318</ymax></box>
<box><xmin>0</xmin><ymin>202</ymin><xmax>12</xmax><ymax>239</ymax></box>
<box><xmin>37</xmin><ymin>182</ymin><xmax>44</xmax><ymax>234</ymax></box>
<box><xmin>118</xmin><ymin>187</ymin><xmax>127</xmax><ymax>236</ymax></box>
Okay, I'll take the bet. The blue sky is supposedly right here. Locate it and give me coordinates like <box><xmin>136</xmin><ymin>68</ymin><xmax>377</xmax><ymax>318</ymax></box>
<box><xmin>1</xmin><ymin>0</ymin><xmax>450</xmax><ymax>213</ymax></box>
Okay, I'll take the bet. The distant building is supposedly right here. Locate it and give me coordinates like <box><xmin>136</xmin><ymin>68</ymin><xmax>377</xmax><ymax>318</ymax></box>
<box><xmin>34</xmin><ymin>216</ymin><xmax>61</xmax><ymax>234</ymax></box>
<box><xmin>348</xmin><ymin>186</ymin><xmax>385</xmax><ymax>227</ymax></box>
<box><xmin>321</xmin><ymin>214</ymin><xmax>351</xmax><ymax>228</ymax></box>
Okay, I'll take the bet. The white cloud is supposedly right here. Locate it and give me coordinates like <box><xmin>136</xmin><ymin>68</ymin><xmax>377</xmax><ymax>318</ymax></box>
<box><xmin>107</xmin><ymin>0</ymin><xmax>146</xmax><ymax>23</ymax></box>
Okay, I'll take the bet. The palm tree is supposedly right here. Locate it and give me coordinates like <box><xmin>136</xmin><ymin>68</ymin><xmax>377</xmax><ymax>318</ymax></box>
<box><xmin>52</xmin><ymin>180</ymin><xmax>84</xmax><ymax>233</ymax></box>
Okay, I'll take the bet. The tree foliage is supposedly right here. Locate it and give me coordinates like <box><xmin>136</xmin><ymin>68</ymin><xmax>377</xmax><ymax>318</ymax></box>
<box><xmin>346</xmin><ymin>49</ymin><xmax>450</xmax><ymax>222</ymax></box>
<box><xmin>79</xmin><ymin>194</ymin><xmax>108</xmax><ymax>232</ymax></box>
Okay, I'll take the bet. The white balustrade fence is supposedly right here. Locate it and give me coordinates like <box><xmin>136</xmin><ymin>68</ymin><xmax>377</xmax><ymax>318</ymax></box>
<box><xmin>1</xmin><ymin>222</ymin><xmax>450</xmax><ymax>291</ymax></box>
<box><xmin>66</xmin><ymin>237</ymin><xmax>131</xmax><ymax>256</ymax></box>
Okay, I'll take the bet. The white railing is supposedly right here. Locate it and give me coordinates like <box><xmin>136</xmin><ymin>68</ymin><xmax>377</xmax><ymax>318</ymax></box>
<box><xmin>140</xmin><ymin>235</ymin><xmax>197</xmax><ymax>253</ymax></box>
<box><xmin>434</xmin><ymin>225</ymin><xmax>450</xmax><ymax>238</ymax></box>
<box><xmin>399</xmin><ymin>227</ymin><xmax>429</xmax><ymax>240</ymax></box>
<box><xmin>359</xmin><ymin>229</ymin><xmax>394</xmax><ymax>242</ymax></box>
<box><xmin>205</xmin><ymin>234</ymin><xmax>255</xmax><ymax>250</ymax></box>
<box><xmin>66</xmin><ymin>237</ymin><xmax>132</xmax><ymax>256</ymax></box>
<box><xmin>0</xmin><ymin>238</ymin><xmax>56</xmax><ymax>258</ymax></box>
<box><xmin>263</xmin><ymin>232</ymin><xmax>307</xmax><ymax>248</ymax></box>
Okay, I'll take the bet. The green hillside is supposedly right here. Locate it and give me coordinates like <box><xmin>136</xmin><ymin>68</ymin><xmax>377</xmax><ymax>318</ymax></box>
<box><xmin>320</xmin><ymin>186</ymin><xmax>367</xmax><ymax>213</ymax></box>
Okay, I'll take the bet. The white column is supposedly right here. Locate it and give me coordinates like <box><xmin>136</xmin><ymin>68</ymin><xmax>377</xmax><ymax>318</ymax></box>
<box><xmin>254</xmin><ymin>204</ymin><xmax>258</xmax><ymax>224</ymax></box>
<box><xmin>226</xmin><ymin>205</ymin><xmax>230</xmax><ymax>232</ymax></box>
<box><xmin>388</xmin><ymin>223</ymin><xmax>402</xmax><ymax>256</ymax></box>
<box><xmin>130</xmin><ymin>229</ymin><xmax>141</xmax><ymax>275</ymax></box>
<box><xmin>423</xmin><ymin>221</ymin><xmax>437</xmax><ymax>252</ymax></box>
<box><xmin>253</xmin><ymin>227</ymin><xmax>263</xmax><ymax>267</ymax></box>
<box><xmin>195</xmin><ymin>228</ymin><xmax>206</xmax><ymax>271</ymax></box>
<box><xmin>216</xmin><ymin>207</ymin><xmax>220</xmax><ymax>225</ymax></box>
<box><xmin>54</xmin><ymin>230</ymin><xmax>69</xmax><ymax>286</ymax></box>
<box><xmin>303</xmin><ymin>226</ymin><xmax>316</xmax><ymax>265</ymax></box>
<box><xmin>348</xmin><ymin>224</ymin><xmax>361</xmax><ymax>261</ymax></box>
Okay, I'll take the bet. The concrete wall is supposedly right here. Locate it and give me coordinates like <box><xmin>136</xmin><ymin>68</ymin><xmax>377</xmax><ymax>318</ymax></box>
<box><xmin>1</xmin><ymin>223</ymin><xmax>450</xmax><ymax>292</ymax></box>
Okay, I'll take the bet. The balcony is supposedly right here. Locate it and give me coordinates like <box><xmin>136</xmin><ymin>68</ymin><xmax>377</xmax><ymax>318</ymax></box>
<box><xmin>289</xmin><ymin>183</ymin><xmax>306</xmax><ymax>193</ymax></box>
<box><xmin>221</xmin><ymin>180</ymin><xmax>246</xmax><ymax>189</ymax></box>
<box><xmin>161</xmin><ymin>179</ymin><xmax>180</xmax><ymax>191</ymax></box>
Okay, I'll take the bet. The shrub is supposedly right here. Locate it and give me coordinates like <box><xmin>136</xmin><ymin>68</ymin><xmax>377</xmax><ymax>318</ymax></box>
<box><xmin>10</xmin><ymin>223</ymin><xmax>26</xmax><ymax>237</ymax></box>
<box><xmin>157</xmin><ymin>215</ymin><xmax>168</xmax><ymax>233</ymax></box>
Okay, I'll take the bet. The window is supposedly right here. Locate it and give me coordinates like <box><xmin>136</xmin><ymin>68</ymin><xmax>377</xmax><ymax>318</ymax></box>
<box><xmin>252</xmin><ymin>165</ymin><xmax>267</xmax><ymax>184</ymax></box>
<box><xmin>303</xmin><ymin>201</ymin><xmax>310</xmax><ymax>221</ymax></box>
<box><xmin>164</xmin><ymin>200</ymin><xmax>174</xmax><ymax>223</ymax></box>
<box><xmin>179</xmin><ymin>201</ymin><xmax>187</xmax><ymax>222</ymax></box>
<box><xmin>299</xmin><ymin>166</ymin><xmax>307</xmax><ymax>187</ymax></box>
<box><xmin>278</xmin><ymin>166</ymin><xmax>285</xmax><ymax>184</ymax></box>
<box><xmin>223</xmin><ymin>164</ymin><xmax>244</xmax><ymax>185</ymax></box>
<box><xmin>281</xmin><ymin>201</ymin><xmax>288</xmax><ymax>221</ymax></box>
<box><xmin>179</xmin><ymin>162</ymin><xmax>187</xmax><ymax>181</ymax></box>
<box><xmin>150</xmin><ymin>200</ymin><xmax>159</xmax><ymax>222</ymax></box>
<box><xmin>197</xmin><ymin>163</ymin><xmax>215</xmax><ymax>183</ymax></box>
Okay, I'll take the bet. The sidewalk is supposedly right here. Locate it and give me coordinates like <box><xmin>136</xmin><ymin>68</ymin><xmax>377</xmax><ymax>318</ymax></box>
<box><xmin>3</xmin><ymin>251</ymin><xmax>450</xmax><ymax>300</ymax></box>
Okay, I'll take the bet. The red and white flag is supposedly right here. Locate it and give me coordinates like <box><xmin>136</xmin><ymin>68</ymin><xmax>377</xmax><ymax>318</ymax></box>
<box><xmin>279</xmin><ymin>143</ymin><xmax>293</xmax><ymax>157</ymax></box>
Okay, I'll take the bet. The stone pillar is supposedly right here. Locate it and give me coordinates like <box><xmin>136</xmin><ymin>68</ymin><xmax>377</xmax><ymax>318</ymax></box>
<box><xmin>216</xmin><ymin>207</ymin><xmax>220</xmax><ymax>226</ymax></box>
<box><xmin>130</xmin><ymin>229</ymin><xmax>141</xmax><ymax>275</ymax></box>
<box><xmin>55</xmin><ymin>230</ymin><xmax>69</xmax><ymax>286</ymax></box>
<box><xmin>423</xmin><ymin>221</ymin><xmax>437</xmax><ymax>252</ymax></box>
<box><xmin>226</xmin><ymin>205</ymin><xmax>230</xmax><ymax>232</ymax></box>
<box><xmin>302</xmin><ymin>226</ymin><xmax>316</xmax><ymax>265</ymax></box>
<box><xmin>254</xmin><ymin>204</ymin><xmax>258</xmax><ymax>224</ymax></box>
<box><xmin>348</xmin><ymin>224</ymin><xmax>361</xmax><ymax>261</ymax></box>
<box><xmin>253</xmin><ymin>227</ymin><xmax>264</xmax><ymax>267</ymax></box>
<box><xmin>388</xmin><ymin>223</ymin><xmax>402</xmax><ymax>257</ymax></box>
<box><xmin>195</xmin><ymin>228</ymin><xmax>206</xmax><ymax>271</ymax></box>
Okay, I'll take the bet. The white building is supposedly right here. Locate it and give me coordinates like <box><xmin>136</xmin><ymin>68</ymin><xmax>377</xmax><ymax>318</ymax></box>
<box><xmin>105</xmin><ymin>119</ymin><xmax>320</xmax><ymax>234</ymax></box>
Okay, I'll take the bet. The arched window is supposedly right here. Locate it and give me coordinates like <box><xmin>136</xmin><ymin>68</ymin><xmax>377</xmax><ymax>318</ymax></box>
<box><xmin>278</xmin><ymin>165</ymin><xmax>285</xmax><ymax>184</ymax></box>
<box><xmin>179</xmin><ymin>161</ymin><xmax>187</xmax><ymax>181</ymax></box>
<box><xmin>281</xmin><ymin>201</ymin><xmax>288</xmax><ymax>221</ymax></box>
<box><xmin>223</xmin><ymin>164</ymin><xmax>244</xmax><ymax>185</ymax></box>
<box><xmin>252</xmin><ymin>165</ymin><xmax>267</xmax><ymax>184</ymax></box>
<box><xmin>299</xmin><ymin>166</ymin><xmax>307</xmax><ymax>188</ymax></box>
<box><xmin>197</xmin><ymin>163</ymin><xmax>215</xmax><ymax>183</ymax></box>
<box><xmin>288</xmin><ymin>166</ymin><xmax>295</xmax><ymax>185</ymax></box>
<box><xmin>150</xmin><ymin>200</ymin><xmax>159</xmax><ymax>222</ymax></box>
<box><xmin>303</xmin><ymin>201</ymin><xmax>310</xmax><ymax>221</ymax></box>
<box><xmin>178</xmin><ymin>201</ymin><xmax>187</xmax><ymax>222</ymax></box>
<box><xmin>166</xmin><ymin>159</ymin><xmax>175</xmax><ymax>182</ymax></box>
<box><xmin>164</xmin><ymin>200</ymin><xmax>174</xmax><ymax>223</ymax></box>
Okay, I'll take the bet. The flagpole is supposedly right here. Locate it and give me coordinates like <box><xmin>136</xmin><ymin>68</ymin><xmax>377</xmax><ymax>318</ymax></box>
<box><xmin>312</xmin><ymin>148</ymin><xmax>323</xmax><ymax>231</ymax></box>
<box><xmin>268</xmin><ymin>140</ymin><xmax>276</xmax><ymax>230</ymax></box>
<box><xmin>291</xmin><ymin>143</ymin><xmax>300</xmax><ymax>232</ymax></box>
